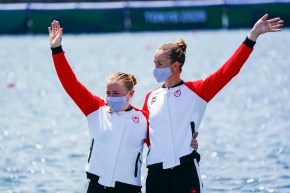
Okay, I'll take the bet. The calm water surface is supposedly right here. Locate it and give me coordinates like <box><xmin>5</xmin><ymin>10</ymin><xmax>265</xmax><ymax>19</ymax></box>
<box><xmin>0</xmin><ymin>29</ymin><xmax>290</xmax><ymax>193</ymax></box>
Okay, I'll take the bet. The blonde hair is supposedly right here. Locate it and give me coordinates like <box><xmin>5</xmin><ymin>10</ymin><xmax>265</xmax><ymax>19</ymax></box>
<box><xmin>107</xmin><ymin>72</ymin><xmax>137</xmax><ymax>91</ymax></box>
<box><xmin>158</xmin><ymin>39</ymin><xmax>187</xmax><ymax>72</ymax></box>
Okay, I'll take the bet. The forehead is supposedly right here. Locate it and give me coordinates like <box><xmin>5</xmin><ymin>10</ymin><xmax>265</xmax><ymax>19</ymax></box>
<box><xmin>154</xmin><ymin>49</ymin><xmax>168</xmax><ymax>61</ymax></box>
<box><xmin>106</xmin><ymin>81</ymin><xmax>124</xmax><ymax>91</ymax></box>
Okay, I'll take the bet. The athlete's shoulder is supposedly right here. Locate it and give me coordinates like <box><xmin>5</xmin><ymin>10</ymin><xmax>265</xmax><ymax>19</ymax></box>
<box><xmin>85</xmin><ymin>95</ymin><xmax>107</xmax><ymax>116</ymax></box>
<box><xmin>184</xmin><ymin>80</ymin><xmax>203</xmax><ymax>90</ymax></box>
<box><xmin>132</xmin><ymin>106</ymin><xmax>149</xmax><ymax>118</ymax></box>
<box><xmin>145</xmin><ymin>86</ymin><xmax>163</xmax><ymax>97</ymax></box>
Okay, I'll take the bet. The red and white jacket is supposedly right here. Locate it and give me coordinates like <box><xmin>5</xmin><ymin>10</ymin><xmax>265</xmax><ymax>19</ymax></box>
<box><xmin>143</xmin><ymin>40</ymin><xmax>254</xmax><ymax>169</ymax></box>
<box><xmin>52</xmin><ymin>50</ymin><xmax>148</xmax><ymax>187</ymax></box>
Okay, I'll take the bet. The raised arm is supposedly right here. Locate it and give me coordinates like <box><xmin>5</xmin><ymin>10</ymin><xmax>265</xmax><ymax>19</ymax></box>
<box><xmin>192</xmin><ymin>14</ymin><xmax>283</xmax><ymax>102</ymax></box>
<box><xmin>49</xmin><ymin>20</ymin><xmax>104</xmax><ymax>116</ymax></box>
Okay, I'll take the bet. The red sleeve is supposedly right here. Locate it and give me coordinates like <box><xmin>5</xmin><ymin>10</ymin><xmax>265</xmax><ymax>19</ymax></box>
<box><xmin>52</xmin><ymin>52</ymin><xmax>104</xmax><ymax>116</ymax></box>
<box><xmin>142</xmin><ymin>92</ymin><xmax>151</xmax><ymax>114</ymax></box>
<box><xmin>142</xmin><ymin>110</ymin><xmax>150</xmax><ymax>147</ymax></box>
<box><xmin>142</xmin><ymin>92</ymin><xmax>151</xmax><ymax>146</ymax></box>
<box><xmin>187</xmin><ymin>43</ymin><xmax>253</xmax><ymax>102</ymax></box>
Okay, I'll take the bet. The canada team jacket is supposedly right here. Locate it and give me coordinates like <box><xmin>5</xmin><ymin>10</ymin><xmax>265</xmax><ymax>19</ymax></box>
<box><xmin>52</xmin><ymin>48</ymin><xmax>148</xmax><ymax>187</ymax></box>
<box><xmin>143</xmin><ymin>39</ymin><xmax>255</xmax><ymax>169</ymax></box>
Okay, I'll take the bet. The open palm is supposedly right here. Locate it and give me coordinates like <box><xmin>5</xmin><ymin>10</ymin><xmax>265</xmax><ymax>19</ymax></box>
<box><xmin>254</xmin><ymin>14</ymin><xmax>283</xmax><ymax>34</ymax></box>
<box><xmin>48</xmin><ymin>20</ymin><xmax>63</xmax><ymax>48</ymax></box>
<box><xmin>248</xmin><ymin>14</ymin><xmax>283</xmax><ymax>41</ymax></box>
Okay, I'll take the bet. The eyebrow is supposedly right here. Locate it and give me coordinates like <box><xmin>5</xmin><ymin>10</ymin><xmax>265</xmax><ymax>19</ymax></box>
<box><xmin>154</xmin><ymin>59</ymin><xmax>163</xmax><ymax>64</ymax></box>
<box><xmin>106</xmin><ymin>90</ymin><xmax>123</xmax><ymax>94</ymax></box>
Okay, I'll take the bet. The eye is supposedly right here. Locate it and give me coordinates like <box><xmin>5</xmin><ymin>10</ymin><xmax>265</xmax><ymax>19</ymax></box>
<box><xmin>112</xmin><ymin>92</ymin><xmax>122</xmax><ymax>97</ymax></box>
<box><xmin>155</xmin><ymin>62</ymin><xmax>163</xmax><ymax>68</ymax></box>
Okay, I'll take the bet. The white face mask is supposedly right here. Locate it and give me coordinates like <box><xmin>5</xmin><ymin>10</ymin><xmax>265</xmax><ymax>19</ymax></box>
<box><xmin>106</xmin><ymin>96</ymin><xmax>127</xmax><ymax>112</ymax></box>
<box><xmin>153</xmin><ymin>67</ymin><xmax>172</xmax><ymax>83</ymax></box>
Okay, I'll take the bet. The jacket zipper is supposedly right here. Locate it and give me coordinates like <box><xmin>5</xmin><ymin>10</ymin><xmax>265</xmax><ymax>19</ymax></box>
<box><xmin>87</xmin><ymin>138</ymin><xmax>94</xmax><ymax>163</ymax></box>
<box><xmin>134</xmin><ymin>152</ymin><xmax>141</xmax><ymax>177</ymax></box>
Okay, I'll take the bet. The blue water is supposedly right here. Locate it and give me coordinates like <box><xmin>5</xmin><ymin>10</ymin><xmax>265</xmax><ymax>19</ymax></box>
<box><xmin>0</xmin><ymin>29</ymin><xmax>289</xmax><ymax>193</ymax></box>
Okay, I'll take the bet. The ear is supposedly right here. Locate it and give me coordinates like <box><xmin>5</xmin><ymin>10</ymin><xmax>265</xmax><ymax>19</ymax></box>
<box><xmin>173</xmin><ymin>61</ymin><xmax>181</xmax><ymax>71</ymax></box>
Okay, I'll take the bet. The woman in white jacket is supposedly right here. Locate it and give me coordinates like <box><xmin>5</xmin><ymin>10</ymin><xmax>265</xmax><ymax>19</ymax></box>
<box><xmin>48</xmin><ymin>20</ymin><xmax>199</xmax><ymax>193</ymax></box>
<box><xmin>143</xmin><ymin>14</ymin><xmax>283</xmax><ymax>193</ymax></box>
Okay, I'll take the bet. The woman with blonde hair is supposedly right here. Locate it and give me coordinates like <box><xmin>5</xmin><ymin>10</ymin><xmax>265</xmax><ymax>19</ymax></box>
<box><xmin>143</xmin><ymin>14</ymin><xmax>283</xmax><ymax>193</ymax></box>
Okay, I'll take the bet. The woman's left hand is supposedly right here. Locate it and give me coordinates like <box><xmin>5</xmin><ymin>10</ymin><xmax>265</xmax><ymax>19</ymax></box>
<box><xmin>248</xmin><ymin>14</ymin><xmax>284</xmax><ymax>41</ymax></box>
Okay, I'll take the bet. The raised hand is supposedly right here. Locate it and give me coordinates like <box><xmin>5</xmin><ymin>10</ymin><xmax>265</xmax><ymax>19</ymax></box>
<box><xmin>48</xmin><ymin>20</ymin><xmax>63</xmax><ymax>48</ymax></box>
<box><xmin>248</xmin><ymin>14</ymin><xmax>284</xmax><ymax>41</ymax></box>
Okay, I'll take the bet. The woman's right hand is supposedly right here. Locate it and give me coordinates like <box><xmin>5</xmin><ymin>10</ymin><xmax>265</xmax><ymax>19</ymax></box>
<box><xmin>48</xmin><ymin>20</ymin><xmax>63</xmax><ymax>48</ymax></box>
